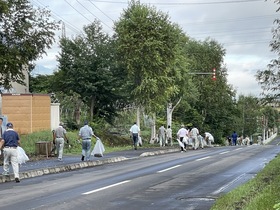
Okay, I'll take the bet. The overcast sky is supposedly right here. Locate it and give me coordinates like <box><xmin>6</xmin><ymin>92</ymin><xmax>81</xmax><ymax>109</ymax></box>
<box><xmin>31</xmin><ymin>0</ymin><xmax>279</xmax><ymax>97</ymax></box>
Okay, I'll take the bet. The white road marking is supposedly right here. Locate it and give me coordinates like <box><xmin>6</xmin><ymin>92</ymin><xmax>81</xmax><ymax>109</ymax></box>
<box><xmin>82</xmin><ymin>180</ymin><xmax>131</xmax><ymax>195</ymax></box>
<box><xmin>235</xmin><ymin>148</ymin><xmax>243</xmax><ymax>151</ymax></box>
<box><xmin>220</xmin><ymin>151</ymin><xmax>230</xmax><ymax>154</ymax></box>
<box><xmin>196</xmin><ymin>156</ymin><xmax>210</xmax><ymax>161</ymax></box>
<box><xmin>157</xmin><ymin>165</ymin><xmax>182</xmax><ymax>173</ymax></box>
<box><xmin>212</xmin><ymin>173</ymin><xmax>246</xmax><ymax>195</ymax></box>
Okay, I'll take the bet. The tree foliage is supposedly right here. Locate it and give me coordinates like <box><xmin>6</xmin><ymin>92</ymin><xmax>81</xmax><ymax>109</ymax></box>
<box><xmin>55</xmin><ymin>20</ymin><xmax>122</xmax><ymax>123</ymax></box>
<box><xmin>0</xmin><ymin>0</ymin><xmax>59</xmax><ymax>88</ymax></box>
<box><xmin>174</xmin><ymin>38</ymin><xmax>237</xmax><ymax>142</ymax></box>
<box><xmin>256</xmin><ymin>0</ymin><xmax>280</xmax><ymax>102</ymax></box>
<box><xmin>114</xmin><ymin>0</ymin><xmax>188</xmax><ymax>112</ymax></box>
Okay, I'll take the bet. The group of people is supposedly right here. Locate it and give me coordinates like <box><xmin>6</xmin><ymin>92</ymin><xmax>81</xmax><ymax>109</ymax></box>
<box><xmin>0</xmin><ymin>119</ymin><xmax>100</xmax><ymax>183</ymax></box>
<box><xmin>129</xmin><ymin>122</ymin><xmax>215</xmax><ymax>152</ymax></box>
<box><xmin>177</xmin><ymin>125</ymin><xmax>214</xmax><ymax>152</ymax></box>
<box><xmin>52</xmin><ymin>120</ymin><xmax>99</xmax><ymax>162</ymax></box>
<box><xmin>227</xmin><ymin>131</ymin><xmax>252</xmax><ymax>146</ymax></box>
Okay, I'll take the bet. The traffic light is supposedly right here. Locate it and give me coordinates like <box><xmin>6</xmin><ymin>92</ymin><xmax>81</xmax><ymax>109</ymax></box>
<box><xmin>212</xmin><ymin>68</ymin><xmax>216</xmax><ymax>81</ymax></box>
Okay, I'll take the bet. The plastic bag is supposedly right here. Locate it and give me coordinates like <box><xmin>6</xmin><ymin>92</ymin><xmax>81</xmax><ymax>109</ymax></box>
<box><xmin>177</xmin><ymin>139</ymin><xmax>185</xmax><ymax>148</ymax></box>
<box><xmin>138</xmin><ymin>136</ymin><xmax>142</xmax><ymax>147</ymax></box>
<box><xmin>17</xmin><ymin>146</ymin><xmax>29</xmax><ymax>164</ymax></box>
<box><xmin>91</xmin><ymin>138</ymin><xmax>105</xmax><ymax>157</ymax></box>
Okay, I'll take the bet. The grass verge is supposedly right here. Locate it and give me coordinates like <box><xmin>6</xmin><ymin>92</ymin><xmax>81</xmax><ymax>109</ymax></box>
<box><xmin>211</xmin><ymin>154</ymin><xmax>280</xmax><ymax>210</ymax></box>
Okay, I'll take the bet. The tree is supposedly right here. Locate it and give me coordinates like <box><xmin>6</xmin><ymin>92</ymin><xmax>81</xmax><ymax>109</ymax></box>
<box><xmin>174</xmin><ymin>38</ymin><xmax>237</xmax><ymax>142</ymax></box>
<box><xmin>0</xmin><ymin>0</ymin><xmax>59</xmax><ymax>88</ymax></box>
<box><xmin>114</xmin><ymin>0</ymin><xmax>188</xmax><ymax>112</ymax></box>
<box><xmin>55</xmin><ymin>20</ymin><xmax>122</xmax><ymax>124</ymax></box>
<box><xmin>256</xmin><ymin>1</ymin><xmax>280</xmax><ymax>102</ymax></box>
<box><xmin>236</xmin><ymin>95</ymin><xmax>262</xmax><ymax>137</ymax></box>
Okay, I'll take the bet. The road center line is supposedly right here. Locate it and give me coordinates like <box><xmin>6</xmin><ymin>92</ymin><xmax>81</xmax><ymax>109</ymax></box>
<box><xmin>157</xmin><ymin>165</ymin><xmax>182</xmax><ymax>173</ymax></box>
<box><xmin>82</xmin><ymin>180</ymin><xmax>131</xmax><ymax>195</ymax></box>
<box><xmin>220</xmin><ymin>151</ymin><xmax>230</xmax><ymax>154</ymax></box>
<box><xmin>196</xmin><ymin>156</ymin><xmax>210</xmax><ymax>161</ymax></box>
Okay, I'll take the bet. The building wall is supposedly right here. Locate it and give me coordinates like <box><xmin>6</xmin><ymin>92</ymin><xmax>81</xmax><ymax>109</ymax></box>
<box><xmin>1</xmin><ymin>94</ymin><xmax>51</xmax><ymax>134</ymax></box>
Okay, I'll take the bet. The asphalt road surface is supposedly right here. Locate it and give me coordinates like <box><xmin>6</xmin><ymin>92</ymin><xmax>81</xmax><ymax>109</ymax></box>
<box><xmin>1</xmin><ymin>140</ymin><xmax>279</xmax><ymax>210</ymax></box>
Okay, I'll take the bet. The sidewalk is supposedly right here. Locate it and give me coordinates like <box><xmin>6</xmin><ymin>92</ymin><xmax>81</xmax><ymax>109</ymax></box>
<box><xmin>0</xmin><ymin>147</ymin><xmax>180</xmax><ymax>183</ymax></box>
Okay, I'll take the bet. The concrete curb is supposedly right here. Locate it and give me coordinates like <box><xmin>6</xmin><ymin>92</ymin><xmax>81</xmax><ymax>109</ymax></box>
<box><xmin>0</xmin><ymin>148</ymin><xmax>182</xmax><ymax>183</ymax></box>
<box><xmin>0</xmin><ymin>156</ymin><xmax>128</xmax><ymax>183</ymax></box>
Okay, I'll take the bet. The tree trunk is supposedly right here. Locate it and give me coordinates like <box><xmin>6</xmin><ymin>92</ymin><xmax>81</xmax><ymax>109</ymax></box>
<box><xmin>150</xmin><ymin>113</ymin><xmax>156</xmax><ymax>144</ymax></box>
<box><xmin>90</xmin><ymin>96</ymin><xmax>95</xmax><ymax>122</ymax></box>
<box><xmin>166</xmin><ymin>98</ymin><xmax>182</xmax><ymax>128</ymax></box>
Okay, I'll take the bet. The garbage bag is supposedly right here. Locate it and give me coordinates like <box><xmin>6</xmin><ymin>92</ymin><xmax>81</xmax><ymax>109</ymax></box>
<box><xmin>177</xmin><ymin>139</ymin><xmax>185</xmax><ymax>148</ymax></box>
<box><xmin>138</xmin><ymin>136</ymin><xmax>142</xmax><ymax>147</ymax></box>
<box><xmin>17</xmin><ymin>146</ymin><xmax>29</xmax><ymax>164</ymax></box>
<box><xmin>91</xmin><ymin>138</ymin><xmax>105</xmax><ymax>157</ymax></box>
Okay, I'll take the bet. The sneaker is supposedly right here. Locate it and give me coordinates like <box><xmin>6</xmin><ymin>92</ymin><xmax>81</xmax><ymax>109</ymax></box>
<box><xmin>81</xmin><ymin>156</ymin><xmax>85</xmax><ymax>161</ymax></box>
<box><xmin>2</xmin><ymin>171</ymin><xmax>9</xmax><ymax>176</ymax></box>
<box><xmin>15</xmin><ymin>177</ymin><xmax>20</xmax><ymax>183</ymax></box>
<box><xmin>58</xmin><ymin>158</ymin><xmax>62</xmax><ymax>161</ymax></box>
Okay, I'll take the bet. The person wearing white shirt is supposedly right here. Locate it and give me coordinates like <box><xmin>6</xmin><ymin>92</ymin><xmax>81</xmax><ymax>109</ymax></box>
<box><xmin>190</xmin><ymin>126</ymin><xmax>199</xmax><ymax>150</ymax></box>
<box><xmin>205</xmin><ymin>132</ymin><xmax>214</xmax><ymax>146</ymax></box>
<box><xmin>129</xmin><ymin>122</ymin><xmax>140</xmax><ymax>150</ymax></box>
<box><xmin>177</xmin><ymin>125</ymin><xmax>188</xmax><ymax>152</ymax></box>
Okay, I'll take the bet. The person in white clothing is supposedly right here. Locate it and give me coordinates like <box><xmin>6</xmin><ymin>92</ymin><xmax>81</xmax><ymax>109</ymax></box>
<box><xmin>190</xmin><ymin>125</ymin><xmax>199</xmax><ymax>150</ymax></box>
<box><xmin>177</xmin><ymin>125</ymin><xmax>188</xmax><ymax>152</ymax></box>
<box><xmin>129</xmin><ymin>122</ymin><xmax>140</xmax><ymax>150</ymax></box>
<box><xmin>166</xmin><ymin>125</ymin><xmax>172</xmax><ymax>146</ymax></box>
<box><xmin>205</xmin><ymin>132</ymin><xmax>214</xmax><ymax>146</ymax></box>
<box><xmin>158</xmin><ymin>125</ymin><xmax>166</xmax><ymax>147</ymax></box>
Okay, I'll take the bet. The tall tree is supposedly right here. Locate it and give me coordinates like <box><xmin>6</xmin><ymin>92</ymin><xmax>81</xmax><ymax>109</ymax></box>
<box><xmin>0</xmin><ymin>0</ymin><xmax>59</xmax><ymax>88</ymax></box>
<box><xmin>55</xmin><ymin>20</ymin><xmax>121</xmax><ymax>124</ymax></box>
<box><xmin>175</xmin><ymin>38</ymin><xmax>237</xmax><ymax>142</ymax></box>
<box><xmin>256</xmin><ymin>1</ymin><xmax>280</xmax><ymax>103</ymax></box>
<box><xmin>114</xmin><ymin>0</ymin><xmax>188</xmax><ymax>112</ymax></box>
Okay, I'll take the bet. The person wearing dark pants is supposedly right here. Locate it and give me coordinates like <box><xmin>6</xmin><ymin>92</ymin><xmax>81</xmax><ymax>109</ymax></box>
<box><xmin>129</xmin><ymin>122</ymin><xmax>140</xmax><ymax>150</ymax></box>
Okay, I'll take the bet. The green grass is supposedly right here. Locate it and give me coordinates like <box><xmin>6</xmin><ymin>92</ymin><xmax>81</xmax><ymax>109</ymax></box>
<box><xmin>211</xmin><ymin>154</ymin><xmax>280</xmax><ymax>210</ymax></box>
<box><xmin>19</xmin><ymin>130</ymin><xmax>159</xmax><ymax>157</ymax></box>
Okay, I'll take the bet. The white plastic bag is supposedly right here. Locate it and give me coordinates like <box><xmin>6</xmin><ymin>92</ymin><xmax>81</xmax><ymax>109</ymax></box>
<box><xmin>91</xmin><ymin>138</ymin><xmax>105</xmax><ymax>157</ymax></box>
<box><xmin>17</xmin><ymin>146</ymin><xmax>29</xmax><ymax>164</ymax></box>
<box><xmin>138</xmin><ymin>136</ymin><xmax>142</xmax><ymax>147</ymax></box>
<box><xmin>177</xmin><ymin>139</ymin><xmax>185</xmax><ymax>148</ymax></box>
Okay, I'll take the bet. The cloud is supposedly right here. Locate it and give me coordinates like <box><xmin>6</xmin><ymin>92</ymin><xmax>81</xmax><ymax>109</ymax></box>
<box><xmin>33</xmin><ymin>0</ymin><xmax>278</xmax><ymax>97</ymax></box>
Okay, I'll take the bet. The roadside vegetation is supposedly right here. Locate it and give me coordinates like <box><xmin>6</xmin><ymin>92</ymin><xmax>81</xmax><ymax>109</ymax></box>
<box><xmin>211</xmin><ymin>151</ymin><xmax>280</xmax><ymax>210</ymax></box>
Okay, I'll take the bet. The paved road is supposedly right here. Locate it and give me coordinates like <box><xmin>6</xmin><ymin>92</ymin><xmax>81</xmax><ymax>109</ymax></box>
<box><xmin>0</xmin><ymin>146</ymin><xmax>180</xmax><ymax>183</ymax></box>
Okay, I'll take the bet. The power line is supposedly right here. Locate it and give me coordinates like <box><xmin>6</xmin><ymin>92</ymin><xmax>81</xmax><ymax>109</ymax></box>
<box><xmin>32</xmin><ymin>0</ymin><xmax>82</xmax><ymax>34</ymax></box>
<box><xmin>88</xmin><ymin>0</ymin><xmax>264</xmax><ymax>5</ymax></box>
<box><xmin>64</xmin><ymin>0</ymin><xmax>93</xmax><ymax>23</ymax></box>
<box><xmin>87</xmin><ymin>0</ymin><xmax>114</xmax><ymax>22</ymax></box>
<box><xmin>76</xmin><ymin>0</ymin><xmax>113</xmax><ymax>30</ymax></box>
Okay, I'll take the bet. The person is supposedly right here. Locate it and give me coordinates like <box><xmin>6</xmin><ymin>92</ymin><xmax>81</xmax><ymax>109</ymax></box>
<box><xmin>190</xmin><ymin>125</ymin><xmax>199</xmax><ymax>150</ymax></box>
<box><xmin>205</xmin><ymin>132</ymin><xmax>214</xmax><ymax>146</ymax></box>
<box><xmin>198</xmin><ymin>134</ymin><xmax>204</xmax><ymax>149</ymax></box>
<box><xmin>78</xmin><ymin>121</ymin><xmax>98</xmax><ymax>161</ymax></box>
<box><xmin>227</xmin><ymin>136</ymin><xmax>231</xmax><ymax>146</ymax></box>
<box><xmin>166</xmin><ymin>125</ymin><xmax>173</xmax><ymax>146</ymax></box>
<box><xmin>0</xmin><ymin>117</ymin><xmax>5</xmax><ymax>139</ymax></box>
<box><xmin>231</xmin><ymin>131</ymin><xmax>238</xmax><ymax>146</ymax></box>
<box><xmin>177</xmin><ymin>125</ymin><xmax>188</xmax><ymax>152</ymax></box>
<box><xmin>243</xmin><ymin>135</ymin><xmax>250</xmax><ymax>145</ymax></box>
<box><xmin>53</xmin><ymin>122</ymin><xmax>68</xmax><ymax>161</ymax></box>
<box><xmin>129</xmin><ymin>122</ymin><xmax>140</xmax><ymax>150</ymax></box>
<box><xmin>0</xmin><ymin>122</ymin><xmax>21</xmax><ymax>182</ymax></box>
<box><xmin>0</xmin><ymin>117</ymin><xmax>5</xmax><ymax>156</ymax></box>
<box><xmin>158</xmin><ymin>125</ymin><xmax>166</xmax><ymax>147</ymax></box>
